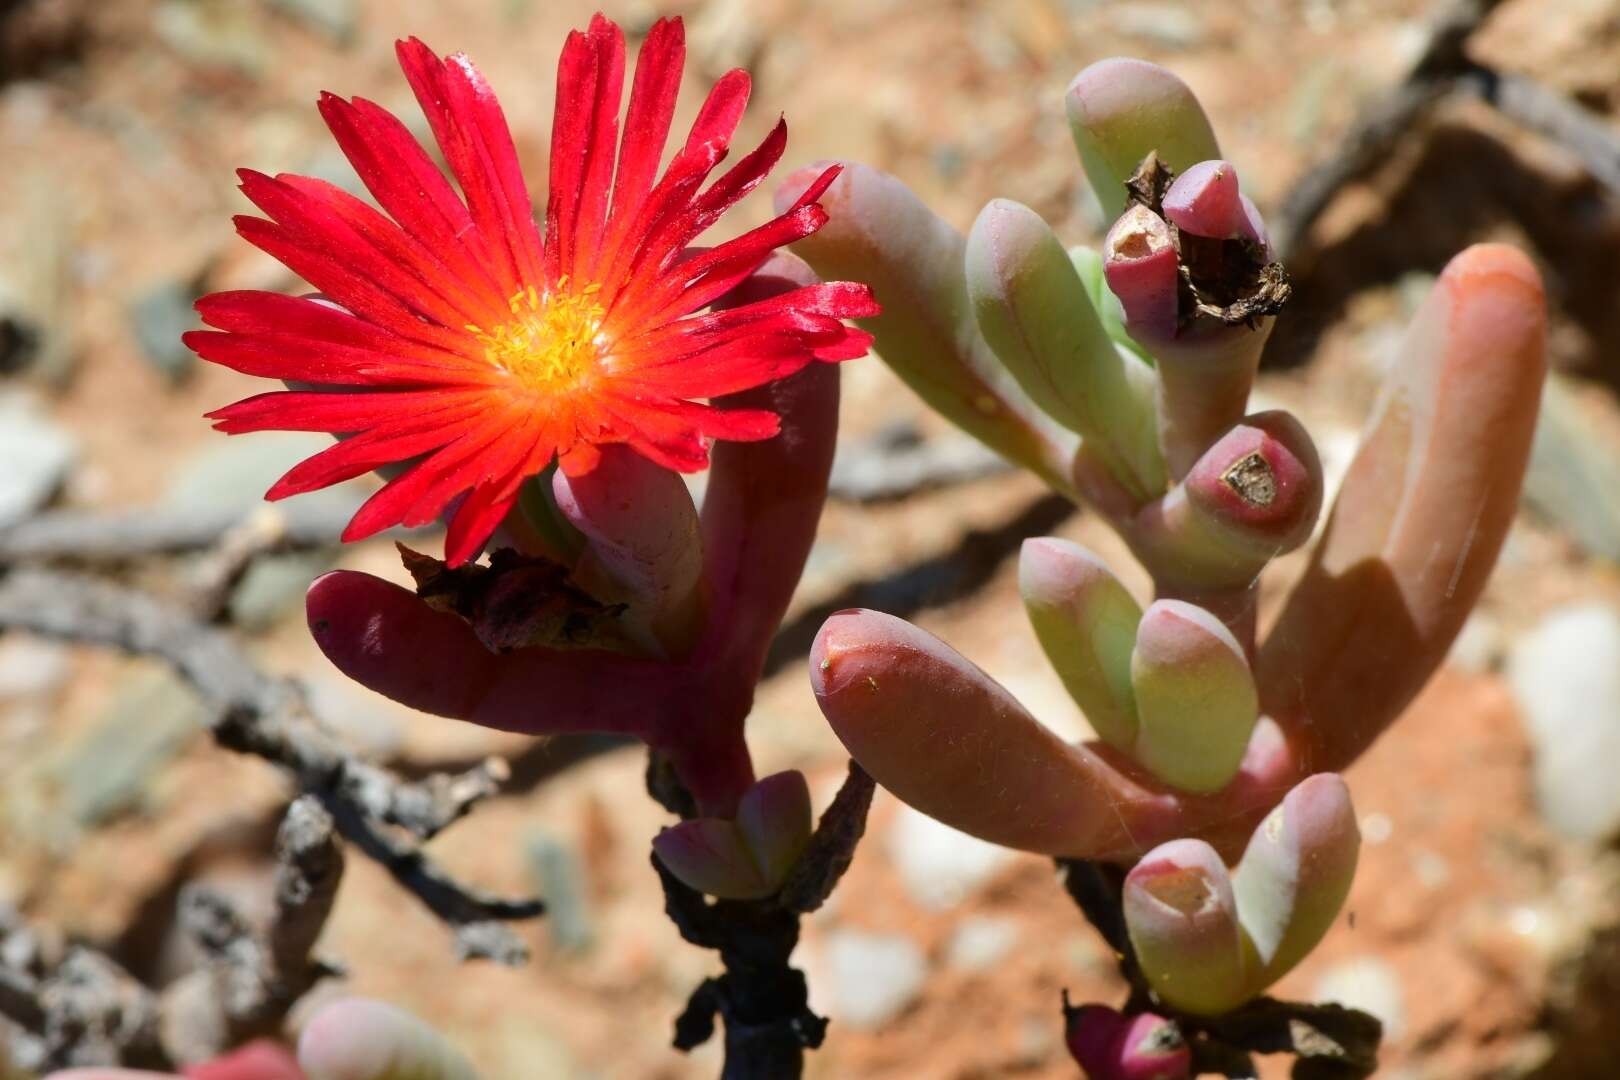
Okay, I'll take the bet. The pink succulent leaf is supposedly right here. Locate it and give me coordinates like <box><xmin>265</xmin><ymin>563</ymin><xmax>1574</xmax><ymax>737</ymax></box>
<box><xmin>1258</xmin><ymin>244</ymin><xmax>1547</xmax><ymax>772</ymax></box>
<box><xmin>1130</xmin><ymin>599</ymin><xmax>1258</xmax><ymax>795</ymax></box>
<box><xmin>1231</xmin><ymin>773</ymin><xmax>1360</xmax><ymax>989</ymax></box>
<box><xmin>809</xmin><ymin>608</ymin><xmax>1299</xmax><ymax>861</ymax></box>
<box><xmin>552</xmin><ymin>442</ymin><xmax>704</xmax><ymax>656</ymax></box>
<box><xmin>697</xmin><ymin>254</ymin><xmax>842</xmax><ymax>681</ymax></box>
<box><xmin>734</xmin><ymin>769</ymin><xmax>814</xmax><ymax>889</ymax></box>
<box><xmin>1018</xmin><ymin>537</ymin><xmax>1142</xmax><ymax>751</ymax></box>
<box><xmin>304</xmin><ymin>570</ymin><xmax>675</xmax><ymax>738</ymax></box>
<box><xmin>297</xmin><ymin>998</ymin><xmax>478</xmax><ymax>1080</ymax></box>
<box><xmin>965</xmin><ymin>198</ymin><xmax>1164</xmax><ymax>498</ymax></box>
<box><xmin>1103</xmin><ymin>206</ymin><xmax>1180</xmax><ymax>343</ymax></box>
<box><xmin>652</xmin><ymin>817</ymin><xmax>772</xmax><ymax>899</ymax></box>
<box><xmin>1124</xmin><ymin>839</ymin><xmax>1249</xmax><ymax>1015</ymax></box>
<box><xmin>1129</xmin><ymin>411</ymin><xmax>1324</xmax><ymax>591</ymax></box>
<box><xmin>774</xmin><ymin>162</ymin><xmax>1080</xmax><ymax>493</ymax></box>
<box><xmin>1066</xmin><ymin>58</ymin><xmax>1221</xmax><ymax>217</ymax></box>
<box><xmin>1161</xmin><ymin>159</ymin><xmax>1257</xmax><ymax>243</ymax></box>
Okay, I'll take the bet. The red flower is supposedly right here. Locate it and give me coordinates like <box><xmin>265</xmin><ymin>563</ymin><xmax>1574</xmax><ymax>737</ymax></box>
<box><xmin>186</xmin><ymin>15</ymin><xmax>877</xmax><ymax>566</ymax></box>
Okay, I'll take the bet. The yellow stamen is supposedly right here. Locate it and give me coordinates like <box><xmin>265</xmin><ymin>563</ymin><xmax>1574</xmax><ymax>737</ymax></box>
<box><xmin>468</xmin><ymin>281</ymin><xmax>606</xmax><ymax>392</ymax></box>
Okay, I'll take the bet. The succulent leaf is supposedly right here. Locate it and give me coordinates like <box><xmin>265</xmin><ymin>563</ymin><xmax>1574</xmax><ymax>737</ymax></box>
<box><xmin>1123</xmin><ymin>839</ymin><xmax>1248</xmax><ymax>1015</ymax></box>
<box><xmin>775</xmin><ymin>163</ymin><xmax>1079</xmax><ymax>493</ymax></box>
<box><xmin>1066</xmin><ymin>58</ymin><xmax>1221</xmax><ymax>217</ymax></box>
<box><xmin>1130</xmin><ymin>600</ymin><xmax>1258</xmax><ymax>794</ymax></box>
<box><xmin>1018</xmin><ymin>537</ymin><xmax>1142</xmax><ymax>750</ymax></box>
<box><xmin>966</xmin><ymin>198</ymin><xmax>1164</xmax><ymax>497</ymax></box>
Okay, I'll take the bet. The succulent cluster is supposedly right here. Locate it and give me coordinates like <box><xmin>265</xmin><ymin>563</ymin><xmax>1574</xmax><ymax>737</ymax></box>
<box><xmin>91</xmin><ymin>18</ymin><xmax>1551</xmax><ymax>1080</ymax></box>
<box><xmin>781</xmin><ymin>55</ymin><xmax>1547</xmax><ymax>1068</ymax></box>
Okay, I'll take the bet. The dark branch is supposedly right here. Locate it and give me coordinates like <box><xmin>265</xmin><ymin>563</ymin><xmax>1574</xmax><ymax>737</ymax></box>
<box><xmin>1271</xmin><ymin>0</ymin><xmax>1620</xmax><ymax>259</ymax></box>
<box><xmin>0</xmin><ymin>567</ymin><xmax>543</xmax><ymax>963</ymax></box>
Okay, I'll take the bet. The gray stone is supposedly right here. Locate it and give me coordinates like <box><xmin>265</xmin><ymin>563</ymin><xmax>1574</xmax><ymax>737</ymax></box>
<box><xmin>0</xmin><ymin>635</ymin><xmax>71</xmax><ymax>702</ymax></box>
<box><xmin>944</xmin><ymin>915</ymin><xmax>1021</xmax><ymax>973</ymax></box>
<box><xmin>819</xmin><ymin>929</ymin><xmax>927</xmax><ymax>1029</ymax></box>
<box><xmin>129</xmin><ymin>279</ymin><xmax>200</xmax><ymax>383</ymax></box>
<box><xmin>227</xmin><ymin>550</ymin><xmax>334</xmax><ymax>632</ymax></box>
<box><xmin>1506</xmin><ymin>604</ymin><xmax>1620</xmax><ymax>840</ymax></box>
<box><xmin>1523</xmin><ymin>374</ymin><xmax>1620</xmax><ymax>563</ymax></box>
<box><xmin>1113</xmin><ymin>3</ymin><xmax>1205</xmax><ymax>49</ymax></box>
<box><xmin>163</xmin><ymin>432</ymin><xmax>362</xmax><ymax>521</ymax></box>
<box><xmin>269</xmin><ymin>0</ymin><xmax>358</xmax><ymax>45</ymax></box>
<box><xmin>0</xmin><ymin>392</ymin><xmax>77</xmax><ymax>528</ymax></box>
<box><xmin>886</xmin><ymin>803</ymin><xmax>1013</xmax><ymax>911</ymax></box>
<box><xmin>1311</xmin><ymin>956</ymin><xmax>1405</xmax><ymax>1041</ymax></box>
<box><xmin>526</xmin><ymin>831</ymin><xmax>593</xmax><ymax>955</ymax></box>
<box><xmin>47</xmin><ymin>667</ymin><xmax>208</xmax><ymax>826</ymax></box>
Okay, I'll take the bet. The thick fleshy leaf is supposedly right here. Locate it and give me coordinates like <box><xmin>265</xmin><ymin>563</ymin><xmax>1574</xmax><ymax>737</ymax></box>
<box><xmin>304</xmin><ymin>570</ymin><xmax>674</xmax><ymax>736</ymax></box>
<box><xmin>775</xmin><ymin>162</ymin><xmax>1078</xmax><ymax>493</ymax></box>
<box><xmin>1231</xmin><ymin>773</ymin><xmax>1359</xmax><ymax>987</ymax></box>
<box><xmin>298</xmin><ymin>998</ymin><xmax>479</xmax><ymax>1080</ymax></box>
<box><xmin>734</xmin><ymin>769</ymin><xmax>814</xmax><ymax>889</ymax></box>
<box><xmin>811</xmin><ymin>608</ymin><xmax>1305</xmax><ymax>861</ymax></box>
<box><xmin>1066</xmin><ymin>58</ymin><xmax>1221</xmax><ymax>217</ymax></box>
<box><xmin>966</xmin><ymin>198</ymin><xmax>1163</xmax><ymax>497</ymax></box>
<box><xmin>1161</xmin><ymin>159</ymin><xmax>1257</xmax><ymax>242</ymax></box>
<box><xmin>1102</xmin><ymin>205</ymin><xmax>1180</xmax><ymax>343</ymax></box>
<box><xmin>653</xmin><ymin>817</ymin><xmax>771</xmax><ymax>899</ymax></box>
<box><xmin>698</xmin><ymin>254</ymin><xmax>841</xmax><ymax>680</ymax></box>
<box><xmin>553</xmin><ymin>444</ymin><xmax>703</xmax><ymax>655</ymax></box>
<box><xmin>1258</xmin><ymin>244</ymin><xmax>1547</xmax><ymax>771</ymax></box>
<box><xmin>812</xmin><ymin>608</ymin><xmax>1170</xmax><ymax>858</ymax></box>
<box><xmin>1131</xmin><ymin>412</ymin><xmax>1323</xmax><ymax>590</ymax></box>
<box><xmin>1018</xmin><ymin>537</ymin><xmax>1142</xmax><ymax>750</ymax></box>
<box><xmin>1123</xmin><ymin>838</ymin><xmax>1248</xmax><ymax>1015</ymax></box>
<box><xmin>1130</xmin><ymin>600</ymin><xmax>1257</xmax><ymax>794</ymax></box>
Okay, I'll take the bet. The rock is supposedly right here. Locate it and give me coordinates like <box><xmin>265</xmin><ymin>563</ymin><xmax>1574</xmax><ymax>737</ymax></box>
<box><xmin>818</xmin><ymin>929</ymin><xmax>928</xmax><ymax>1029</ymax></box>
<box><xmin>1506</xmin><ymin>604</ymin><xmax>1620</xmax><ymax>840</ymax></box>
<box><xmin>1447</xmin><ymin>612</ymin><xmax>1504</xmax><ymax>675</ymax></box>
<box><xmin>886</xmin><ymin>804</ymin><xmax>1014</xmax><ymax>911</ymax></box>
<box><xmin>163</xmin><ymin>432</ymin><xmax>362</xmax><ymax>522</ymax></box>
<box><xmin>1112</xmin><ymin>3</ymin><xmax>1205</xmax><ymax>50</ymax></box>
<box><xmin>128</xmin><ymin>279</ymin><xmax>200</xmax><ymax>383</ymax></box>
<box><xmin>944</xmin><ymin>915</ymin><xmax>1022</xmax><ymax>974</ymax></box>
<box><xmin>1311</xmin><ymin>956</ymin><xmax>1406</xmax><ymax>1041</ymax></box>
<box><xmin>152</xmin><ymin>0</ymin><xmax>269</xmax><ymax>77</ymax></box>
<box><xmin>298</xmin><ymin>675</ymin><xmax>403</xmax><ymax>759</ymax></box>
<box><xmin>526</xmin><ymin>831</ymin><xmax>593</xmax><ymax>955</ymax></box>
<box><xmin>0</xmin><ymin>634</ymin><xmax>70</xmax><ymax>701</ymax></box>
<box><xmin>1522</xmin><ymin>373</ymin><xmax>1620</xmax><ymax>563</ymax></box>
<box><xmin>46</xmin><ymin>667</ymin><xmax>208</xmax><ymax>827</ymax></box>
<box><xmin>227</xmin><ymin>550</ymin><xmax>334</xmax><ymax>631</ymax></box>
<box><xmin>268</xmin><ymin>0</ymin><xmax>357</xmax><ymax>45</ymax></box>
<box><xmin>0</xmin><ymin>392</ymin><xmax>77</xmax><ymax>528</ymax></box>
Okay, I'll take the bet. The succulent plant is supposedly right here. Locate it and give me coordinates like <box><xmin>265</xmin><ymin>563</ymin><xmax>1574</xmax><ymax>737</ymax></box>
<box><xmin>784</xmin><ymin>54</ymin><xmax>1546</xmax><ymax>1033</ymax></box>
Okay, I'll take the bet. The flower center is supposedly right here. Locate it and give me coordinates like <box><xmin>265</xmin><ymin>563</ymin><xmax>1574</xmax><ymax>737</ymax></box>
<box><xmin>471</xmin><ymin>282</ymin><xmax>605</xmax><ymax>393</ymax></box>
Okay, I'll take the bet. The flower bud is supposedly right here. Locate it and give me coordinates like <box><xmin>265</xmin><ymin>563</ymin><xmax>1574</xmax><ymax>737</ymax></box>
<box><xmin>553</xmin><ymin>443</ymin><xmax>703</xmax><ymax>656</ymax></box>
<box><xmin>1064</xmin><ymin>1003</ymin><xmax>1190</xmax><ymax>1080</ymax></box>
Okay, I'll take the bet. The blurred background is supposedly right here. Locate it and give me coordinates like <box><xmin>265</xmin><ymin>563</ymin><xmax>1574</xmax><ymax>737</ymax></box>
<box><xmin>4</xmin><ymin>0</ymin><xmax>1620</xmax><ymax>1076</ymax></box>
